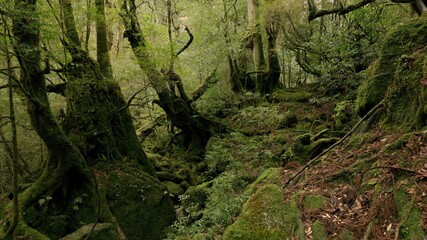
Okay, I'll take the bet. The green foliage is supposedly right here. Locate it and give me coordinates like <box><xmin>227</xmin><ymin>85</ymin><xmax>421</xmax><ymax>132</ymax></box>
<box><xmin>167</xmin><ymin>172</ymin><xmax>250</xmax><ymax>239</ymax></box>
<box><xmin>279</xmin><ymin>1</ymin><xmax>412</xmax><ymax>93</ymax></box>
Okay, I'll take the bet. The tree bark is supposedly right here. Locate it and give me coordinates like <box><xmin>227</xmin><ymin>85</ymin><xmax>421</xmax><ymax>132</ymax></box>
<box><xmin>95</xmin><ymin>0</ymin><xmax>113</xmax><ymax>78</ymax></box>
<box><xmin>264</xmin><ymin>16</ymin><xmax>281</xmax><ymax>94</ymax></box>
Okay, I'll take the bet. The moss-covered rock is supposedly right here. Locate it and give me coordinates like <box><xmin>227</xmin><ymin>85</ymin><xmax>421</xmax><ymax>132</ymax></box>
<box><xmin>279</xmin><ymin>111</ymin><xmax>298</xmax><ymax>128</ymax></box>
<box><xmin>164</xmin><ymin>181</ymin><xmax>185</xmax><ymax>197</ymax></box>
<box><xmin>333</xmin><ymin>100</ymin><xmax>355</xmax><ymax>130</ymax></box>
<box><xmin>223</xmin><ymin>184</ymin><xmax>298</xmax><ymax>240</ymax></box>
<box><xmin>312</xmin><ymin>220</ymin><xmax>328</xmax><ymax>240</ymax></box>
<box><xmin>272</xmin><ymin>89</ymin><xmax>313</xmax><ymax>102</ymax></box>
<box><xmin>356</xmin><ymin>19</ymin><xmax>427</xmax><ymax>129</ymax></box>
<box><xmin>304</xmin><ymin>194</ymin><xmax>328</xmax><ymax>210</ymax></box>
<box><xmin>245</xmin><ymin>168</ymin><xmax>282</xmax><ymax>195</ymax></box>
<box><xmin>393</xmin><ymin>187</ymin><xmax>425</xmax><ymax>239</ymax></box>
<box><xmin>106</xmin><ymin>165</ymin><xmax>176</xmax><ymax>240</ymax></box>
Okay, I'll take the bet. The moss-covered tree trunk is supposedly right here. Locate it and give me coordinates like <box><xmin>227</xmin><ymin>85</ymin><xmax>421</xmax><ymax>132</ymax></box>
<box><xmin>122</xmin><ymin>0</ymin><xmax>226</xmax><ymax>157</ymax></box>
<box><xmin>59</xmin><ymin>0</ymin><xmax>155</xmax><ymax>174</ymax></box>
<box><xmin>1</xmin><ymin>1</ymin><xmax>175</xmax><ymax>239</ymax></box>
<box><xmin>247</xmin><ymin>0</ymin><xmax>266</xmax><ymax>94</ymax></box>
<box><xmin>264</xmin><ymin>15</ymin><xmax>281</xmax><ymax>94</ymax></box>
<box><xmin>0</xmin><ymin>0</ymin><xmax>125</xmax><ymax>238</ymax></box>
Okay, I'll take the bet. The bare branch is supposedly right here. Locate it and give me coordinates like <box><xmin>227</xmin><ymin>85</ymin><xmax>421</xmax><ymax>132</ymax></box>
<box><xmin>175</xmin><ymin>26</ymin><xmax>194</xmax><ymax>57</ymax></box>
<box><xmin>308</xmin><ymin>0</ymin><xmax>376</xmax><ymax>21</ymax></box>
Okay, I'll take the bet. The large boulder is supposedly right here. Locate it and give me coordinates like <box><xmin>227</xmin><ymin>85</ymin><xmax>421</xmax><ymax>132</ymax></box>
<box><xmin>356</xmin><ymin>19</ymin><xmax>427</xmax><ymax>129</ymax></box>
<box><xmin>223</xmin><ymin>184</ymin><xmax>298</xmax><ymax>240</ymax></box>
<box><xmin>106</xmin><ymin>165</ymin><xmax>176</xmax><ymax>240</ymax></box>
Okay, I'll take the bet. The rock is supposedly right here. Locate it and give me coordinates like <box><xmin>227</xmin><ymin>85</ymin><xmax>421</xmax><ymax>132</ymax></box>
<box><xmin>164</xmin><ymin>181</ymin><xmax>185</xmax><ymax>197</ymax></box>
<box><xmin>223</xmin><ymin>184</ymin><xmax>297</xmax><ymax>240</ymax></box>
<box><xmin>107</xmin><ymin>167</ymin><xmax>176</xmax><ymax>240</ymax></box>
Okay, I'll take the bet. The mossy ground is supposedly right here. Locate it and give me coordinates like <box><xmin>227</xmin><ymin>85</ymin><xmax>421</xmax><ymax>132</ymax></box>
<box><xmin>159</xmin><ymin>78</ymin><xmax>426</xmax><ymax>240</ymax></box>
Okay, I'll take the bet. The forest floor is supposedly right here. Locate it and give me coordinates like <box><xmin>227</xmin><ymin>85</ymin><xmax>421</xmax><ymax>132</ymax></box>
<box><xmin>150</xmin><ymin>87</ymin><xmax>427</xmax><ymax>240</ymax></box>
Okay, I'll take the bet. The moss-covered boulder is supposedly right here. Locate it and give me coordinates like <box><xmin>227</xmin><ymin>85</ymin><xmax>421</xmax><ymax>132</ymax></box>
<box><xmin>245</xmin><ymin>168</ymin><xmax>282</xmax><ymax>195</ymax></box>
<box><xmin>356</xmin><ymin>19</ymin><xmax>427</xmax><ymax>129</ymax></box>
<box><xmin>223</xmin><ymin>184</ymin><xmax>298</xmax><ymax>240</ymax></box>
<box><xmin>106</xmin><ymin>166</ymin><xmax>176</xmax><ymax>240</ymax></box>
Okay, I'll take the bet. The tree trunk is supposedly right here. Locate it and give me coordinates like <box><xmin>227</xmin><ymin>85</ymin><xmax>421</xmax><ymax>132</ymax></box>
<box><xmin>264</xmin><ymin>23</ymin><xmax>281</xmax><ymax>94</ymax></box>
<box><xmin>1</xmin><ymin>0</ymin><xmax>112</xmax><ymax>238</ymax></box>
<box><xmin>122</xmin><ymin>0</ymin><xmax>226</xmax><ymax>157</ymax></box>
<box><xmin>247</xmin><ymin>0</ymin><xmax>266</xmax><ymax>94</ymax></box>
<box><xmin>59</xmin><ymin>0</ymin><xmax>155</xmax><ymax>174</ymax></box>
<box><xmin>1</xmin><ymin>1</ymin><xmax>174</xmax><ymax>239</ymax></box>
<box><xmin>95</xmin><ymin>0</ymin><xmax>113</xmax><ymax>78</ymax></box>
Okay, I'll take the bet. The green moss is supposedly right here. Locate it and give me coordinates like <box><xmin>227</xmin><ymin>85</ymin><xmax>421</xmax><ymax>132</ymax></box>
<box><xmin>106</xmin><ymin>165</ymin><xmax>176</xmax><ymax>240</ymax></box>
<box><xmin>223</xmin><ymin>184</ymin><xmax>297</xmax><ymax>240</ymax></box>
<box><xmin>304</xmin><ymin>194</ymin><xmax>328</xmax><ymax>210</ymax></box>
<box><xmin>393</xmin><ymin>187</ymin><xmax>425</xmax><ymax>239</ymax></box>
<box><xmin>356</xmin><ymin>19</ymin><xmax>427</xmax><ymax>129</ymax></box>
<box><xmin>164</xmin><ymin>181</ymin><xmax>185</xmax><ymax>197</ymax></box>
<box><xmin>312</xmin><ymin>220</ymin><xmax>328</xmax><ymax>240</ymax></box>
<box><xmin>333</xmin><ymin>101</ymin><xmax>355</xmax><ymax>130</ymax></box>
<box><xmin>182</xmin><ymin>185</ymin><xmax>209</xmax><ymax>213</ymax></box>
<box><xmin>279</xmin><ymin>111</ymin><xmax>298</xmax><ymax>128</ymax></box>
<box><xmin>334</xmin><ymin>229</ymin><xmax>354</xmax><ymax>240</ymax></box>
<box><xmin>273</xmin><ymin>89</ymin><xmax>313</xmax><ymax>102</ymax></box>
<box><xmin>355</xmin><ymin>63</ymin><xmax>390</xmax><ymax>116</ymax></box>
<box><xmin>244</xmin><ymin>168</ymin><xmax>282</xmax><ymax>195</ymax></box>
<box><xmin>14</xmin><ymin>222</ymin><xmax>50</xmax><ymax>240</ymax></box>
<box><xmin>384</xmin><ymin>133</ymin><xmax>410</xmax><ymax>152</ymax></box>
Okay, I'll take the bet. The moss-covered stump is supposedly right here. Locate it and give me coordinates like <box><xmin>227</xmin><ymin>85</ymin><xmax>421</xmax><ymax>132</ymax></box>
<box><xmin>60</xmin><ymin>223</ymin><xmax>118</xmax><ymax>240</ymax></box>
<box><xmin>223</xmin><ymin>184</ymin><xmax>298</xmax><ymax>240</ymax></box>
<box><xmin>106</xmin><ymin>165</ymin><xmax>176</xmax><ymax>240</ymax></box>
<box><xmin>356</xmin><ymin>19</ymin><xmax>427</xmax><ymax>129</ymax></box>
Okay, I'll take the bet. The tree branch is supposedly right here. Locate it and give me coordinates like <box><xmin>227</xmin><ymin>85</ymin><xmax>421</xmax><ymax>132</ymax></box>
<box><xmin>175</xmin><ymin>26</ymin><xmax>194</xmax><ymax>57</ymax></box>
<box><xmin>308</xmin><ymin>0</ymin><xmax>376</xmax><ymax>21</ymax></box>
<box><xmin>190</xmin><ymin>69</ymin><xmax>218</xmax><ymax>102</ymax></box>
